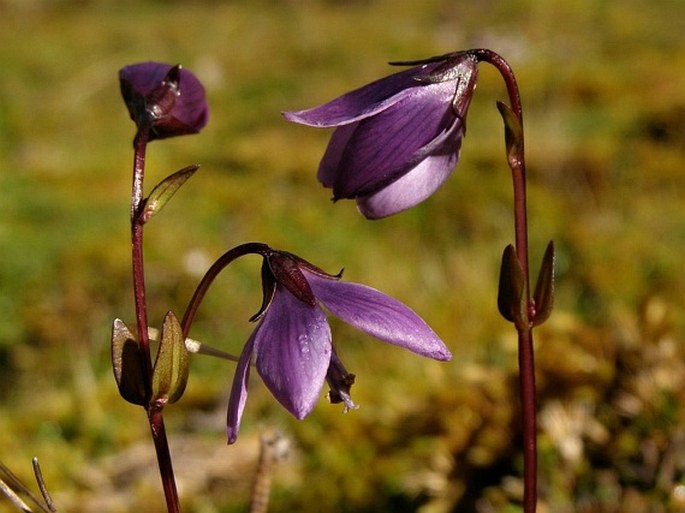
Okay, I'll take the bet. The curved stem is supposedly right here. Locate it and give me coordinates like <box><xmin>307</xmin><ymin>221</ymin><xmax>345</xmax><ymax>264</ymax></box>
<box><xmin>181</xmin><ymin>242</ymin><xmax>271</xmax><ymax>338</ymax></box>
<box><xmin>472</xmin><ymin>48</ymin><xmax>529</xmax><ymax>283</ymax></box>
<box><xmin>473</xmin><ymin>48</ymin><xmax>537</xmax><ymax>513</ymax></box>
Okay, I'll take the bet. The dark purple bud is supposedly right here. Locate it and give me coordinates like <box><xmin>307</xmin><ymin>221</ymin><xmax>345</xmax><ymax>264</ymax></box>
<box><xmin>119</xmin><ymin>61</ymin><xmax>209</xmax><ymax>141</ymax></box>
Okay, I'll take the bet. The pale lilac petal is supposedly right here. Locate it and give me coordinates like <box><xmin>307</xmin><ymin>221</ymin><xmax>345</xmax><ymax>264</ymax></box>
<box><xmin>356</xmin><ymin>151</ymin><xmax>457</xmax><ymax>219</ymax></box>
<box><xmin>304</xmin><ymin>272</ymin><xmax>451</xmax><ymax>361</ymax></box>
<box><xmin>253</xmin><ymin>286</ymin><xmax>332</xmax><ymax>419</ymax></box>
<box><xmin>226</xmin><ymin>334</ymin><xmax>256</xmax><ymax>444</ymax></box>
<box><xmin>283</xmin><ymin>64</ymin><xmax>439</xmax><ymax>127</ymax></box>
<box><xmin>329</xmin><ymin>80</ymin><xmax>459</xmax><ymax>199</ymax></box>
<box><xmin>356</xmin><ymin>120</ymin><xmax>465</xmax><ymax>219</ymax></box>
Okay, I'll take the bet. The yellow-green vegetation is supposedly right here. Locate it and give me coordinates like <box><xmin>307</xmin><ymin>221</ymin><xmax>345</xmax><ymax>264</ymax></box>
<box><xmin>1</xmin><ymin>0</ymin><xmax>684</xmax><ymax>512</ymax></box>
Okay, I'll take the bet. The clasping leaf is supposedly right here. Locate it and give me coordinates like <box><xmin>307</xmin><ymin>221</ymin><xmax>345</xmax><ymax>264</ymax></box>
<box><xmin>532</xmin><ymin>241</ymin><xmax>555</xmax><ymax>327</ymax></box>
<box><xmin>138</xmin><ymin>164</ymin><xmax>199</xmax><ymax>224</ymax></box>
<box><xmin>151</xmin><ymin>311</ymin><xmax>190</xmax><ymax>405</ymax></box>
<box><xmin>111</xmin><ymin>319</ymin><xmax>147</xmax><ymax>406</ymax></box>
<box><xmin>497</xmin><ymin>244</ymin><xmax>528</xmax><ymax>330</ymax></box>
<box><xmin>496</xmin><ymin>101</ymin><xmax>524</xmax><ymax>170</ymax></box>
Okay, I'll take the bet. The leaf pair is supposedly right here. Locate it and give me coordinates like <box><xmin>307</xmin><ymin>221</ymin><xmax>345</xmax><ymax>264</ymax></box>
<box><xmin>497</xmin><ymin>241</ymin><xmax>555</xmax><ymax>329</ymax></box>
<box><xmin>111</xmin><ymin>312</ymin><xmax>189</xmax><ymax>407</ymax></box>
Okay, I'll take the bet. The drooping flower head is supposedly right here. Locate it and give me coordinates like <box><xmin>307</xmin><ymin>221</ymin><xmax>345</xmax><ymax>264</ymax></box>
<box><xmin>283</xmin><ymin>51</ymin><xmax>478</xmax><ymax>219</ymax></box>
<box><xmin>119</xmin><ymin>61</ymin><xmax>209</xmax><ymax>140</ymax></box>
<box><xmin>227</xmin><ymin>249</ymin><xmax>451</xmax><ymax>443</ymax></box>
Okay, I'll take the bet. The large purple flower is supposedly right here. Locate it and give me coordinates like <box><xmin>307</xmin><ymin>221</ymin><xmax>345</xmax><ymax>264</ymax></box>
<box><xmin>227</xmin><ymin>250</ymin><xmax>451</xmax><ymax>443</ymax></box>
<box><xmin>119</xmin><ymin>61</ymin><xmax>209</xmax><ymax>140</ymax></box>
<box><xmin>283</xmin><ymin>52</ymin><xmax>478</xmax><ymax>219</ymax></box>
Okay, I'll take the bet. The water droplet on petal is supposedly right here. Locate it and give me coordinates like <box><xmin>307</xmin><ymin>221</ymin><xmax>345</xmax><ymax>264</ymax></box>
<box><xmin>298</xmin><ymin>333</ymin><xmax>310</xmax><ymax>355</ymax></box>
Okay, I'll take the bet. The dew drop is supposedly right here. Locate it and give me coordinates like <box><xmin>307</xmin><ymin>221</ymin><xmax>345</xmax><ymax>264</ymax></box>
<box><xmin>298</xmin><ymin>333</ymin><xmax>310</xmax><ymax>355</ymax></box>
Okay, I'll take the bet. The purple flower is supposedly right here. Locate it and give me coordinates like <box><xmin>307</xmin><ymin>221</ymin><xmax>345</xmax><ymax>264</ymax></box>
<box><xmin>119</xmin><ymin>61</ymin><xmax>209</xmax><ymax>140</ymax></box>
<box><xmin>227</xmin><ymin>250</ymin><xmax>451</xmax><ymax>443</ymax></box>
<box><xmin>283</xmin><ymin>52</ymin><xmax>478</xmax><ymax>219</ymax></box>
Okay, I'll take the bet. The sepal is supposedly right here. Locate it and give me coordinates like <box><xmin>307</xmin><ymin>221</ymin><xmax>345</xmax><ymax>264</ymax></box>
<box><xmin>144</xmin><ymin>65</ymin><xmax>181</xmax><ymax>121</ymax></box>
<box><xmin>265</xmin><ymin>251</ymin><xmax>317</xmax><ymax>307</ymax></box>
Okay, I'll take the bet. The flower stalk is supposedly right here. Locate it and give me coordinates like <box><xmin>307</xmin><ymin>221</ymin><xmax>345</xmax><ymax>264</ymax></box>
<box><xmin>116</xmin><ymin>61</ymin><xmax>209</xmax><ymax>513</ymax></box>
<box><xmin>129</xmin><ymin>126</ymin><xmax>181</xmax><ymax>513</ymax></box>
<box><xmin>180</xmin><ymin>242</ymin><xmax>271</xmax><ymax>338</ymax></box>
<box><xmin>474</xmin><ymin>48</ymin><xmax>537</xmax><ymax>513</ymax></box>
<box><xmin>131</xmin><ymin>127</ymin><xmax>154</xmax><ymax>387</ymax></box>
<box><xmin>284</xmin><ymin>48</ymin><xmax>555</xmax><ymax>512</ymax></box>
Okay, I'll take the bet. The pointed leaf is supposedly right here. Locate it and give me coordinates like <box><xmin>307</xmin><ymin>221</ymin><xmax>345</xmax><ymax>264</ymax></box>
<box><xmin>151</xmin><ymin>311</ymin><xmax>190</xmax><ymax>404</ymax></box>
<box><xmin>532</xmin><ymin>241</ymin><xmax>555</xmax><ymax>327</ymax></box>
<box><xmin>111</xmin><ymin>319</ymin><xmax>147</xmax><ymax>406</ymax></box>
<box><xmin>139</xmin><ymin>164</ymin><xmax>200</xmax><ymax>223</ymax></box>
<box><xmin>497</xmin><ymin>244</ymin><xmax>528</xmax><ymax>329</ymax></box>
<box><xmin>496</xmin><ymin>101</ymin><xmax>524</xmax><ymax>169</ymax></box>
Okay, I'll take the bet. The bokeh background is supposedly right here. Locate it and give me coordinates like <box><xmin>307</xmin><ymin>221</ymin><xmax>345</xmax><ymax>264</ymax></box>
<box><xmin>1</xmin><ymin>0</ymin><xmax>684</xmax><ymax>512</ymax></box>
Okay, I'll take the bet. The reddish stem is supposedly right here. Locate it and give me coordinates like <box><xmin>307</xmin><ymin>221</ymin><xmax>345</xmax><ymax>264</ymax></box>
<box><xmin>473</xmin><ymin>48</ymin><xmax>537</xmax><ymax>513</ymax></box>
<box><xmin>180</xmin><ymin>242</ymin><xmax>271</xmax><ymax>339</ymax></box>
<box><xmin>131</xmin><ymin>130</ymin><xmax>153</xmax><ymax>388</ymax></box>
<box><xmin>130</xmin><ymin>127</ymin><xmax>181</xmax><ymax>513</ymax></box>
<box><xmin>149</xmin><ymin>405</ymin><xmax>180</xmax><ymax>513</ymax></box>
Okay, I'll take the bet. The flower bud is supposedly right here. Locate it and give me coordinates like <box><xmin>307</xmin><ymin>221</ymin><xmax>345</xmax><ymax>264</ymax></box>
<box><xmin>119</xmin><ymin>61</ymin><xmax>209</xmax><ymax>140</ymax></box>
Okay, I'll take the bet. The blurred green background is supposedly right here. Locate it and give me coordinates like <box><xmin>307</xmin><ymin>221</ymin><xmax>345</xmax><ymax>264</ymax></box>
<box><xmin>1</xmin><ymin>0</ymin><xmax>684</xmax><ymax>511</ymax></box>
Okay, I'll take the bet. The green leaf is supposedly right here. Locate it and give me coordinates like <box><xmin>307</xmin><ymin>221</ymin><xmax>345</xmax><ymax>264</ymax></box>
<box><xmin>497</xmin><ymin>244</ymin><xmax>528</xmax><ymax>329</ymax></box>
<box><xmin>111</xmin><ymin>319</ymin><xmax>147</xmax><ymax>406</ymax></box>
<box><xmin>532</xmin><ymin>241</ymin><xmax>555</xmax><ymax>327</ymax></box>
<box><xmin>139</xmin><ymin>164</ymin><xmax>200</xmax><ymax>223</ymax></box>
<box><xmin>151</xmin><ymin>311</ymin><xmax>190</xmax><ymax>405</ymax></box>
<box><xmin>496</xmin><ymin>101</ymin><xmax>524</xmax><ymax>169</ymax></box>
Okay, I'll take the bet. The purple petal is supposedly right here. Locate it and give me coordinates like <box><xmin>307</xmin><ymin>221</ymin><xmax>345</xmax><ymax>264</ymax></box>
<box><xmin>284</xmin><ymin>64</ymin><xmax>431</xmax><ymax>127</ymax></box>
<box><xmin>317</xmin><ymin>122</ymin><xmax>358</xmax><ymax>188</ymax></box>
<box><xmin>120</xmin><ymin>62</ymin><xmax>172</xmax><ymax>97</ymax></box>
<box><xmin>172</xmin><ymin>69</ymin><xmax>209</xmax><ymax>132</ymax></box>
<box><xmin>327</xmin><ymin>80</ymin><xmax>459</xmax><ymax>199</ymax></box>
<box><xmin>304</xmin><ymin>272</ymin><xmax>451</xmax><ymax>361</ymax></box>
<box><xmin>226</xmin><ymin>334</ymin><xmax>256</xmax><ymax>444</ymax></box>
<box><xmin>253</xmin><ymin>285</ymin><xmax>332</xmax><ymax>419</ymax></box>
<box><xmin>355</xmin><ymin>119</ymin><xmax>465</xmax><ymax>219</ymax></box>
<box><xmin>356</xmin><ymin>152</ymin><xmax>456</xmax><ymax>219</ymax></box>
